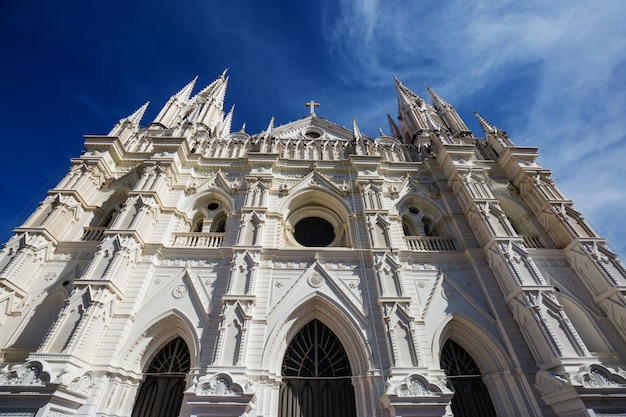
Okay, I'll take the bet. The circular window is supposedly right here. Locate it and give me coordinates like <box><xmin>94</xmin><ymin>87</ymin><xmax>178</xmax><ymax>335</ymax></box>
<box><xmin>207</xmin><ymin>202</ymin><xmax>219</xmax><ymax>211</ymax></box>
<box><xmin>294</xmin><ymin>217</ymin><xmax>335</xmax><ymax>247</ymax></box>
<box><xmin>408</xmin><ymin>206</ymin><xmax>419</xmax><ymax>214</ymax></box>
<box><xmin>304</xmin><ymin>128</ymin><xmax>323</xmax><ymax>139</ymax></box>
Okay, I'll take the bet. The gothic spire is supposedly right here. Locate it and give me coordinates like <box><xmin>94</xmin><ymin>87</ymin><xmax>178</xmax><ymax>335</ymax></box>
<box><xmin>394</xmin><ymin>76</ymin><xmax>425</xmax><ymax>113</ymax></box>
<box><xmin>176</xmin><ymin>76</ymin><xmax>198</xmax><ymax>102</ymax></box>
<box><xmin>386</xmin><ymin>111</ymin><xmax>401</xmax><ymax>139</ymax></box>
<box><xmin>264</xmin><ymin>116</ymin><xmax>274</xmax><ymax>138</ymax></box>
<box><xmin>152</xmin><ymin>77</ymin><xmax>198</xmax><ymax>126</ymax></box>
<box><xmin>108</xmin><ymin>101</ymin><xmax>150</xmax><ymax>135</ymax></box>
<box><xmin>127</xmin><ymin>101</ymin><xmax>150</xmax><ymax>125</ymax></box>
<box><xmin>424</xmin><ymin>83</ymin><xmax>472</xmax><ymax>138</ymax></box>
<box><xmin>190</xmin><ymin>73</ymin><xmax>228</xmax><ymax>106</ymax></box>
<box><xmin>352</xmin><ymin>118</ymin><xmax>363</xmax><ymax>141</ymax></box>
<box><xmin>474</xmin><ymin>112</ymin><xmax>497</xmax><ymax>136</ymax></box>
<box><xmin>220</xmin><ymin>105</ymin><xmax>235</xmax><ymax>137</ymax></box>
<box><xmin>474</xmin><ymin>111</ymin><xmax>514</xmax><ymax>149</ymax></box>
<box><xmin>424</xmin><ymin>84</ymin><xmax>449</xmax><ymax>111</ymax></box>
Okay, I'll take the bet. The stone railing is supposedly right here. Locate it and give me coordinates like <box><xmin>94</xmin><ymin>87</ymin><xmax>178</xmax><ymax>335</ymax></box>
<box><xmin>81</xmin><ymin>226</ymin><xmax>107</xmax><ymax>241</ymax></box>
<box><xmin>172</xmin><ymin>232</ymin><xmax>225</xmax><ymax>248</ymax></box>
<box><xmin>521</xmin><ymin>234</ymin><xmax>544</xmax><ymax>249</ymax></box>
<box><xmin>404</xmin><ymin>236</ymin><xmax>456</xmax><ymax>251</ymax></box>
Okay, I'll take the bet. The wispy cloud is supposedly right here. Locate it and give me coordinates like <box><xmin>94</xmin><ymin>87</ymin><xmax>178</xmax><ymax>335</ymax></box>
<box><xmin>323</xmin><ymin>0</ymin><xmax>626</xmax><ymax>255</ymax></box>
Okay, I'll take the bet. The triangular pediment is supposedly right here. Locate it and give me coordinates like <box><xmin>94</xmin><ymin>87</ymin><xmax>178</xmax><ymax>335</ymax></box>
<box><xmin>193</xmin><ymin>170</ymin><xmax>237</xmax><ymax>194</ymax></box>
<box><xmin>396</xmin><ymin>175</ymin><xmax>437</xmax><ymax>200</ymax></box>
<box><xmin>268</xmin><ymin>261</ymin><xmax>365</xmax><ymax>321</ymax></box>
<box><xmin>271</xmin><ymin>116</ymin><xmax>370</xmax><ymax>142</ymax></box>
<box><xmin>418</xmin><ymin>270</ymin><xmax>493</xmax><ymax>323</ymax></box>
<box><xmin>288</xmin><ymin>169</ymin><xmax>346</xmax><ymax>197</ymax></box>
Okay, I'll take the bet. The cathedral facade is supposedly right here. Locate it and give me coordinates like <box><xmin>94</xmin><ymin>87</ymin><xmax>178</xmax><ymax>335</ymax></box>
<box><xmin>1</xmin><ymin>72</ymin><xmax>625</xmax><ymax>417</ymax></box>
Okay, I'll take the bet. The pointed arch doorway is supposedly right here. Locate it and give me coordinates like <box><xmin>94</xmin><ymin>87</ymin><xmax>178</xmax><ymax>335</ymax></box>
<box><xmin>131</xmin><ymin>337</ymin><xmax>191</xmax><ymax>417</ymax></box>
<box><xmin>279</xmin><ymin>319</ymin><xmax>357</xmax><ymax>417</ymax></box>
<box><xmin>440</xmin><ymin>339</ymin><xmax>497</xmax><ymax>417</ymax></box>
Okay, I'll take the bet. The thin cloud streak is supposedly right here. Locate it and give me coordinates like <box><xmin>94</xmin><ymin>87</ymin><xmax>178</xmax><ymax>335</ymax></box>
<box><xmin>323</xmin><ymin>0</ymin><xmax>626</xmax><ymax>255</ymax></box>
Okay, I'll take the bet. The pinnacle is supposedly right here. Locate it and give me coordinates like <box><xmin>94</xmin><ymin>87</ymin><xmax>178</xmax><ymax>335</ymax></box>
<box><xmin>175</xmin><ymin>77</ymin><xmax>198</xmax><ymax>102</ymax></box>
<box><xmin>352</xmin><ymin>118</ymin><xmax>363</xmax><ymax>141</ymax></box>
<box><xmin>127</xmin><ymin>101</ymin><xmax>150</xmax><ymax>125</ymax></box>
<box><xmin>474</xmin><ymin>111</ymin><xmax>497</xmax><ymax>136</ymax></box>
<box><xmin>394</xmin><ymin>76</ymin><xmax>424</xmax><ymax>113</ymax></box>
<box><xmin>386</xmin><ymin>112</ymin><xmax>401</xmax><ymax>139</ymax></box>
<box><xmin>424</xmin><ymin>83</ymin><xmax>448</xmax><ymax>110</ymax></box>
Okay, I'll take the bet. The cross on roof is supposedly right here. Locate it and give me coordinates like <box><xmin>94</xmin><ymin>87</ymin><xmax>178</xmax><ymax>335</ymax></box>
<box><xmin>305</xmin><ymin>100</ymin><xmax>320</xmax><ymax>116</ymax></box>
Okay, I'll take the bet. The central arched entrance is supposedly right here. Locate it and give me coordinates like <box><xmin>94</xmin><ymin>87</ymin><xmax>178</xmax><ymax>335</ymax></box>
<box><xmin>279</xmin><ymin>319</ymin><xmax>357</xmax><ymax>417</ymax></box>
<box><xmin>440</xmin><ymin>339</ymin><xmax>497</xmax><ymax>417</ymax></box>
<box><xmin>131</xmin><ymin>337</ymin><xmax>191</xmax><ymax>417</ymax></box>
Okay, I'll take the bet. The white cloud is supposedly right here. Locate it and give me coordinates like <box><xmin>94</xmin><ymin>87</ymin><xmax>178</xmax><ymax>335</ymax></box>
<box><xmin>323</xmin><ymin>0</ymin><xmax>626</xmax><ymax>255</ymax></box>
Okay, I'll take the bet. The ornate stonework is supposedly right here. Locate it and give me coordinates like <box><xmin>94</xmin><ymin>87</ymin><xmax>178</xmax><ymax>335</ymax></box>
<box><xmin>0</xmin><ymin>73</ymin><xmax>625</xmax><ymax>417</ymax></box>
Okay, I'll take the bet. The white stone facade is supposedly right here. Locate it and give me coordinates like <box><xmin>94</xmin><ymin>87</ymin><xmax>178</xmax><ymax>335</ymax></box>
<box><xmin>1</xmin><ymin>73</ymin><xmax>625</xmax><ymax>417</ymax></box>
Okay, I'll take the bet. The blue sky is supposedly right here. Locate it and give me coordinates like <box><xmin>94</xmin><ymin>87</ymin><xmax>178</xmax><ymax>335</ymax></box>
<box><xmin>1</xmin><ymin>1</ymin><xmax>625</xmax><ymax>256</ymax></box>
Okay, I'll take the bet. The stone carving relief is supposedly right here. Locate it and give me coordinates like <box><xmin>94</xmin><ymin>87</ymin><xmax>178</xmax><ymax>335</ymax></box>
<box><xmin>0</xmin><ymin>362</ymin><xmax>47</xmax><ymax>386</ymax></box>
<box><xmin>307</xmin><ymin>273</ymin><xmax>324</xmax><ymax>288</ymax></box>
<box><xmin>172</xmin><ymin>284</ymin><xmax>188</xmax><ymax>299</ymax></box>
<box><xmin>578</xmin><ymin>365</ymin><xmax>626</xmax><ymax>388</ymax></box>
<box><xmin>194</xmin><ymin>374</ymin><xmax>243</xmax><ymax>396</ymax></box>
<box><xmin>395</xmin><ymin>375</ymin><xmax>436</xmax><ymax>397</ymax></box>
<box><xmin>535</xmin><ymin>370</ymin><xmax>569</xmax><ymax>396</ymax></box>
<box><xmin>68</xmin><ymin>372</ymin><xmax>95</xmax><ymax>395</ymax></box>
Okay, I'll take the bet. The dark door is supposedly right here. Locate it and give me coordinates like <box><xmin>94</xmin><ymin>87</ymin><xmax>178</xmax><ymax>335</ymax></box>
<box><xmin>131</xmin><ymin>337</ymin><xmax>190</xmax><ymax>417</ymax></box>
<box><xmin>440</xmin><ymin>339</ymin><xmax>497</xmax><ymax>417</ymax></box>
<box><xmin>279</xmin><ymin>319</ymin><xmax>357</xmax><ymax>417</ymax></box>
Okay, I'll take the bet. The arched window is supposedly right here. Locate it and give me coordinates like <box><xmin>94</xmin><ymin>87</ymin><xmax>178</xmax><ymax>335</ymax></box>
<box><xmin>131</xmin><ymin>337</ymin><xmax>190</xmax><ymax>417</ymax></box>
<box><xmin>191</xmin><ymin>214</ymin><xmax>204</xmax><ymax>232</ymax></box>
<box><xmin>211</xmin><ymin>211</ymin><xmax>227</xmax><ymax>233</ymax></box>
<box><xmin>402</xmin><ymin>215</ymin><xmax>418</xmax><ymax>236</ymax></box>
<box><xmin>440</xmin><ymin>340</ymin><xmax>496</xmax><ymax>417</ymax></box>
<box><xmin>279</xmin><ymin>320</ymin><xmax>356</xmax><ymax>417</ymax></box>
<box><xmin>422</xmin><ymin>215</ymin><xmax>434</xmax><ymax>236</ymax></box>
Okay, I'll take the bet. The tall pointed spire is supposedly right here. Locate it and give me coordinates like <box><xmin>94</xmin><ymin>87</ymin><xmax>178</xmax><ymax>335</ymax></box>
<box><xmin>386</xmin><ymin>112</ymin><xmax>401</xmax><ymax>139</ymax></box>
<box><xmin>153</xmin><ymin>77</ymin><xmax>198</xmax><ymax>127</ymax></box>
<box><xmin>394</xmin><ymin>76</ymin><xmax>425</xmax><ymax>113</ymax></box>
<box><xmin>352</xmin><ymin>118</ymin><xmax>363</xmax><ymax>141</ymax></box>
<box><xmin>474</xmin><ymin>112</ymin><xmax>497</xmax><ymax>136</ymax></box>
<box><xmin>264</xmin><ymin>116</ymin><xmax>274</xmax><ymax>139</ymax></box>
<box><xmin>220</xmin><ymin>105</ymin><xmax>235</xmax><ymax>137</ymax></box>
<box><xmin>176</xmin><ymin>76</ymin><xmax>198</xmax><ymax>102</ymax></box>
<box><xmin>108</xmin><ymin>101</ymin><xmax>150</xmax><ymax>135</ymax></box>
<box><xmin>424</xmin><ymin>84</ymin><xmax>448</xmax><ymax>111</ymax></box>
<box><xmin>424</xmin><ymin>83</ymin><xmax>472</xmax><ymax>138</ymax></box>
<box><xmin>474</xmin><ymin>111</ymin><xmax>514</xmax><ymax>149</ymax></box>
<box><xmin>191</xmin><ymin>73</ymin><xmax>228</xmax><ymax>106</ymax></box>
<box><xmin>190</xmin><ymin>73</ymin><xmax>229</xmax><ymax>129</ymax></box>
<box><xmin>126</xmin><ymin>101</ymin><xmax>149</xmax><ymax>125</ymax></box>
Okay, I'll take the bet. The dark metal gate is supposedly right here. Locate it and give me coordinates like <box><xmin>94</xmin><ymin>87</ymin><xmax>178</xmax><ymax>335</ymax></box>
<box><xmin>440</xmin><ymin>339</ymin><xmax>497</xmax><ymax>417</ymax></box>
<box><xmin>279</xmin><ymin>320</ymin><xmax>357</xmax><ymax>417</ymax></box>
<box><xmin>131</xmin><ymin>337</ymin><xmax>190</xmax><ymax>417</ymax></box>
